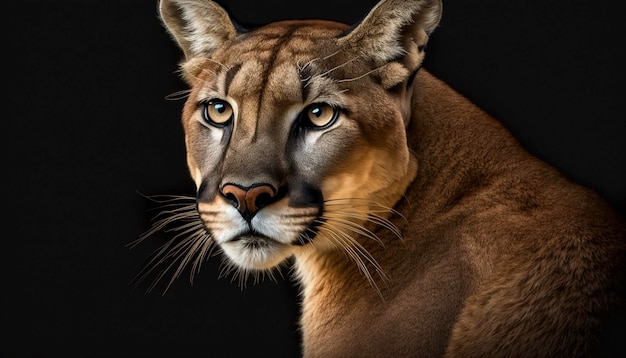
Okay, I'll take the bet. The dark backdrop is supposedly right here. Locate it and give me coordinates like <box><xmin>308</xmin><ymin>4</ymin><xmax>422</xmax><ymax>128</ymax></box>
<box><xmin>7</xmin><ymin>0</ymin><xmax>625</xmax><ymax>356</ymax></box>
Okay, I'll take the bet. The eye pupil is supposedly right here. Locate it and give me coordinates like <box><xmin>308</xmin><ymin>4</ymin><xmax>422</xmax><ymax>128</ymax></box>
<box><xmin>202</xmin><ymin>99</ymin><xmax>233</xmax><ymax>126</ymax></box>
<box><xmin>303</xmin><ymin>103</ymin><xmax>338</xmax><ymax>129</ymax></box>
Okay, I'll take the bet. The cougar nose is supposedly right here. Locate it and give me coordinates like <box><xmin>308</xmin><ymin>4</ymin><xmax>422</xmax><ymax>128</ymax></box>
<box><xmin>221</xmin><ymin>184</ymin><xmax>277</xmax><ymax>219</ymax></box>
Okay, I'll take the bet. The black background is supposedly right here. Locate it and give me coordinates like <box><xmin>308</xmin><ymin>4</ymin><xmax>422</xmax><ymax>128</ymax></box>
<box><xmin>7</xmin><ymin>0</ymin><xmax>625</xmax><ymax>356</ymax></box>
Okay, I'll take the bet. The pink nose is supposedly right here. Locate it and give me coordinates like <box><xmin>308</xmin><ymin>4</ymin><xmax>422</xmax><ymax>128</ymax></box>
<box><xmin>221</xmin><ymin>184</ymin><xmax>276</xmax><ymax>218</ymax></box>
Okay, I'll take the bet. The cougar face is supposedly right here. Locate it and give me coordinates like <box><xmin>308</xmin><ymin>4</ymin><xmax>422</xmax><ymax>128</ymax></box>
<box><xmin>179</xmin><ymin>20</ymin><xmax>414</xmax><ymax>271</ymax></box>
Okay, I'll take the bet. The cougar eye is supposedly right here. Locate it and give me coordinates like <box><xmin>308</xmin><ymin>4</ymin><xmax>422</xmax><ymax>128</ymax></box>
<box><xmin>301</xmin><ymin>103</ymin><xmax>339</xmax><ymax>129</ymax></box>
<box><xmin>201</xmin><ymin>99</ymin><xmax>233</xmax><ymax>126</ymax></box>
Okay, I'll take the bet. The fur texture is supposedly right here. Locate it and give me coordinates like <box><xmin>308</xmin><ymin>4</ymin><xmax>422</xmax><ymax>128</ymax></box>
<box><xmin>143</xmin><ymin>0</ymin><xmax>626</xmax><ymax>356</ymax></box>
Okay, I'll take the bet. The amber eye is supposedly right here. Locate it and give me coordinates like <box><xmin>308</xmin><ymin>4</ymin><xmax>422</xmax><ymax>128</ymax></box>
<box><xmin>201</xmin><ymin>99</ymin><xmax>233</xmax><ymax>126</ymax></box>
<box><xmin>303</xmin><ymin>103</ymin><xmax>339</xmax><ymax>128</ymax></box>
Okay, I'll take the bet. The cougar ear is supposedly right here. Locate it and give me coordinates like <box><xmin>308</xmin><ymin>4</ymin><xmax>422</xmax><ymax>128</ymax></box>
<box><xmin>159</xmin><ymin>0</ymin><xmax>237</xmax><ymax>61</ymax></box>
<box><xmin>338</xmin><ymin>0</ymin><xmax>442</xmax><ymax>72</ymax></box>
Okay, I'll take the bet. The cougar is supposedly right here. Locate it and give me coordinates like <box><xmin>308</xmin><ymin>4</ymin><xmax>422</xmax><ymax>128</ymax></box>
<box><xmin>133</xmin><ymin>0</ymin><xmax>626</xmax><ymax>356</ymax></box>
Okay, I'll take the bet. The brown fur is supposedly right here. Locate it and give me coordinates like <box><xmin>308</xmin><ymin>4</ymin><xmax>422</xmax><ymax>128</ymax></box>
<box><xmin>149</xmin><ymin>0</ymin><xmax>626</xmax><ymax>356</ymax></box>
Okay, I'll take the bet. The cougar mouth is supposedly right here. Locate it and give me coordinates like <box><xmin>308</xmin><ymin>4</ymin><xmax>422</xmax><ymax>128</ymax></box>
<box><xmin>227</xmin><ymin>233</ymin><xmax>274</xmax><ymax>245</ymax></box>
<box><xmin>220</xmin><ymin>232</ymin><xmax>293</xmax><ymax>270</ymax></box>
<box><xmin>226</xmin><ymin>227</ymin><xmax>318</xmax><ymax>247</ymax></box>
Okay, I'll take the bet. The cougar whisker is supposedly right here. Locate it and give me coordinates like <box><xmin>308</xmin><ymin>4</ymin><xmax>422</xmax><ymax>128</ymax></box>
<box><xmin>130</xmin><ymin>193</ymin><xmax>216</xmax><ymax>294</ymax></box>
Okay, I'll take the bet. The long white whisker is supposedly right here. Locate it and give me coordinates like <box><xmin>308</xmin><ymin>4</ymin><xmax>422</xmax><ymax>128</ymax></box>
<box><xmin>191</xmin><ymin>233</ymin><xmax>217</xmax><ymax>280</ymax></box>
<box><xmin>317</xmin><ymin>224</ymin><xmax>387</xmax><ymax>298</ymax></box>
<box><xmin>323</xmin><ymin>198</ymin><xmax>406</xmax><ymax>239</ymax></box>
<box><xmin>335</xmin><ymin>62</ymin><xmax>388</xmax><ymax>84</ymax></box>
<box><xmin>321</xmin><ymin>223</ymin><xmax>387</xmax><ymax>278</ymax></box>
<box><xmin>331</xmin><ymin>210</ymin><xmax>403</xmax><ymax>242</ymax></box>
<box><xmin>323</xmin><ymin>216</ymin><xmax>385</xmax><ymax>245</ymax></box>
<box><xmin>130</xmin><ymin>192</ymin><xmax>219</xmax><ymax>293</ymax></box>
<box><xmin>297</xmin><ymin>50</ymin><xmax>341</xmax><ymax>76</ymax></box>
<box><xmin>164</xmin><ymin>89</ymin><xmax>191</xmax><ymax>101</ymax></box>
<box><xmin>137</xmin><ymin>235</ymin><xmax>197</xmax><ymax>293</ymax></box>
<box><xmin>312</xmin><ymin>196</ymin><xmax>411</xmax><ymax>298</ymax></box>
<box><xmin>127</xmin><ymin>210</ymin><xmax>197</xmax><ymax>249</ymax></box>
<box><xmin>317</xmin><ymin>226</ymin><xmax>368</xmax><ymax>273</ymax></box>
<box><xmin>169</xmin><ymin>234</ymin><xmax>211</xmax><ymax>288</ymax></box>
<box><xmin>318</xmin><ymin>56</ymin><xmax>360</xmax><ymax>78</ymax></box>
<box><xmin>176</xmin><ymin>57</ymin><xmax>229</xmax><ymax>85</ymax></box>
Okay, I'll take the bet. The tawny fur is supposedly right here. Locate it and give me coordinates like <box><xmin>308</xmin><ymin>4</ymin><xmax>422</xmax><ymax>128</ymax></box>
<box><xmin>148</xmin><ymin>0</ymin><xmax>626</xmax><ymax>356</ymax></box>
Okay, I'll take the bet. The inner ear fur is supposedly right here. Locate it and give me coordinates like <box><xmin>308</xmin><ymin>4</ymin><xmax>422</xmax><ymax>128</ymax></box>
<box><xmin>338</xmin><ymin>0</ymin><xmax>442</xmax><ymax>87</ymax></box>
<box><xmin>159</xmin><ymin>0</ymin><xmax>238</xmax><ymax>83</ymax></box>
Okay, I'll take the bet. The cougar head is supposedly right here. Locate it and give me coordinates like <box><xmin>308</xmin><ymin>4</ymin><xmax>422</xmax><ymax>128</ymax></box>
<box><xmin>156</xmin><ymin>0</ymin><xmax>441</xmax><ymax>275</ymax></box>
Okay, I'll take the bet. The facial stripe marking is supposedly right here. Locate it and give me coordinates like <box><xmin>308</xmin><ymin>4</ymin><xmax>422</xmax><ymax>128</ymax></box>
<box><xmin>253</xmin><ymin>26</ymin><xmax>299</xmax><ymax>142</ymax></box>
<box><xmin>224</xmin><ymin>63</ymin><xmax>242</xmax><ymax>96</ymax></box>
